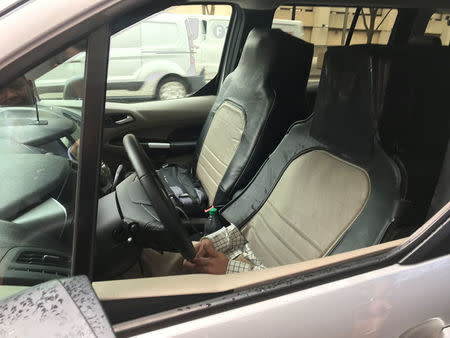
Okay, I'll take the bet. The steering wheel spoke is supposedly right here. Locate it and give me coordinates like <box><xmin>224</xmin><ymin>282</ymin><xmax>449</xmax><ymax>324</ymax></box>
<box><xmin>123</xmin><ymin>134</ymin><xmax>195</xmax><ymax>260</ymax></box>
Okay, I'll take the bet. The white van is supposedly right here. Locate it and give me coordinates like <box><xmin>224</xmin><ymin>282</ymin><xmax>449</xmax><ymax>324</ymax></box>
<box><xmin>272</xmin><ymin>18</ymin><xmax>304</xmax><ymax>38</ymax></box>
<box><xmin>34</xmin><ymin>14</ymin><xmax>303</xmax><ymax>101</ymax></box>
<box><xmin>35</xmin><ymin>13</ymin><xmax>207</xmax><ymax>101</ymax></box>
<box><xmin>106</xmin><ymin>13</ymin><xmax>206</xmax><ymax>101</ymax></box>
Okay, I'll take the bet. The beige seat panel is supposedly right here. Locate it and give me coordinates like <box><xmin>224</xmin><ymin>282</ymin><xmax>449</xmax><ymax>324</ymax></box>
<box><xmin>196</xmin><ymin>101</ymin><xmax>245</xmax><ymax>204</ymax></box>
<box><xmin>242</xmin><ymin>150</ymin><xmax>370</xmax><ymax>267</ymax></box>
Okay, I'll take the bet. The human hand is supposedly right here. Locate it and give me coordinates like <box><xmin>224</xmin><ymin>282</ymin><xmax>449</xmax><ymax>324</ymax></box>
<box><xmin>69</xmin><ymin>139</ymin><xmax>80</xmax><ymax>160</ymax></box>
<box><xmin>183</xmin><ymin>239</ymin><xmax>228</xmax><ymax>274</ymax></box>
<box><xmin>193</xmin><ymin>238</ymin><xmax>214</xmax><ymax>259</ymax></box>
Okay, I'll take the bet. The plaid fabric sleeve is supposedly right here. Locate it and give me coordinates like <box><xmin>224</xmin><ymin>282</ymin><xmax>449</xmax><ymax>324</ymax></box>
<box><xmin>205</xmin><ymin>224</ymin><xmax>246</xmax><ymax>253</ymax></box>
<box><xmin>226</xmin><ymin>258</ymin><xmax>266</xmax><ymax>274</ymax></box>
<box><xmin>226</xmin><ymin>259</ymin><xmax>252</xmax><ymax>274</ymax></box>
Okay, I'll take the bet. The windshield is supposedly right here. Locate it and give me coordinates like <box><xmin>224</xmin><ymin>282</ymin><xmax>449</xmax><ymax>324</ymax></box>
<box><xmin>0</xmin><ymin>40</ymin><xmax>87</xmax><ymax>288</ymax></box>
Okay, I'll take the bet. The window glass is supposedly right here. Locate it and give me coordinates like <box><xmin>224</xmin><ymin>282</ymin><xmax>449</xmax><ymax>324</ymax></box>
<box><xmin>0</xmin><ymin>41</ymin><xmax>87</xmax><ymax>286</ymax></box>
<box><xmin>142</xmin><ymin>22</ymin><xmax>180</xmax><ymax>47</ymax></box>
<box><xmin>110</xmin><ymin>24</ymin><xmax>141</xmax><ymax>49</ymax></box>
<box><xmin>273</xmin><ymin>6</ymin><xmax>397</xmax><ymax>81</ymax></box>
<box><xmin>351</xmin><ymin>8</ymin><xmax>398</xmax><ymax>45</ymax></box>
<box><xmin>105</xmin><ymin>4</ymin><xmax>232</xmax><ymax>102</ymax></box>
<box><xmin>425</xmin><ymin>12</ymin><xmax>450</xmax><ymax>45</ymax></box>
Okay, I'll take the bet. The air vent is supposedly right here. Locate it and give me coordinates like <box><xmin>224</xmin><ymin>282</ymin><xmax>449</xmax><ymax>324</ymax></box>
<box><xmin>8</xmin><ymin>267</ymin><xmax>69</xmax><ymax>277</ymax></box>
<box><xmin>16</xmin><ymin>251</ymin><xmax>70</xmax><ymax>269</ymax></box>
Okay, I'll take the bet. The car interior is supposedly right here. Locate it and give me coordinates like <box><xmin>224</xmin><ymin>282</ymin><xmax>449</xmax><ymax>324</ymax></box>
<box><xmin>157</xmin><ymin>28</ymin><xmax>313</xmax><ymax>216</ymax></box>
<box><xmin>0</xmin><ymin>0</ymin><xmax>449</xmax><ymax>331</ymax></box>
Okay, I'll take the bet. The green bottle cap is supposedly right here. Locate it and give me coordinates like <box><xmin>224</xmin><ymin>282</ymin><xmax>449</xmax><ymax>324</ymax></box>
<box><xmin>209</xmin><ymin>207</ymin><xmax>217</xmax><ymax>215</ymax></box>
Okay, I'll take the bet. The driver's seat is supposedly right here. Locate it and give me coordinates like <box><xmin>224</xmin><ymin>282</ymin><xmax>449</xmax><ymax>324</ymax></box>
<box><xmin>220</xmin><ymin>46</ymin><xmax>402</xmax><ymax>265</ymax></box>
<box><xmin>158</xmin><ymin>28</ymin><xmax>313</xmax><ymax>215</ymax></box>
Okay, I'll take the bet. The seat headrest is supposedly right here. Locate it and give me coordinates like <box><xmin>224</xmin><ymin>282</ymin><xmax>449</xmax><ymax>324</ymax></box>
<box><xmin>310</xmin><ymin>47</ymin><xmax>389</xmax><ymax>161</ymax></box>
<box><xmin>234</xmin><ymin>28</ymin><xmax>313</xmax><ymax>91</ymax></box>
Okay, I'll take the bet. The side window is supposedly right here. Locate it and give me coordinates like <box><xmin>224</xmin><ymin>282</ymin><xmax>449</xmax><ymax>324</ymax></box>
<box><xmin>425</xmin><ymin>12</ymin><xmax>450</xmax><ymax>45</ymax></box>
<box><xmin>0</xmin><ymin>41</ymin><xmax>87</xmax><ymax>286</ymax></box>
<box><xmin>106</xmin><ymin>5</ymin><xmax>232</xmax><ymax>102</ymax></box>
<box><xmin>141</xmin><ymin>22</ymin><xmax>181</xmax><ymax>47</ymax></box>
<box><xmin>110</xmin><ymin>24</ymin><xmax>141</xmax><ymax>49</ymax></box>
<box><xmin>273</xmin><ymin>6</ymin><xmax>397</xmax><ymax>81</ymax></box>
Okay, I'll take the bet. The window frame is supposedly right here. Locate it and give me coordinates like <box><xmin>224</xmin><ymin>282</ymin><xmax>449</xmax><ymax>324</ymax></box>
<box><xmin>71</xmin><ymin>25</ymin><xmax>111</xmax><ymax>278</ymax></box>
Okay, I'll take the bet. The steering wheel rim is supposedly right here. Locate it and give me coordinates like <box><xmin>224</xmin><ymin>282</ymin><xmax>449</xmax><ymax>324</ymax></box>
<box><xmin>123</xmin><ymin>134</ymin><xmax>195</xmax><ymax>260</ymax></box>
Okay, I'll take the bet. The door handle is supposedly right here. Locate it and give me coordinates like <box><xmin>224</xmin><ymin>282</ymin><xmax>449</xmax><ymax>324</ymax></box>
<box><xmin>104</xmin><ymin>113</ymin><xmax>135</xmax><ymax>128</ymax></box>
<box><xmin>115</xmin><ymin>115</ymin><xmax>134</xmax><ymax>125</ymax></box>
<box><xmin>400</xmin><ymin>318</ymin><xmax>448</xmax><ymax>338</ymax></box>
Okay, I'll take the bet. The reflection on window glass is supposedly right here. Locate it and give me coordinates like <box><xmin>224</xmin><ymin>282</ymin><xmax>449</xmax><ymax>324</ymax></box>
<box><xmin>273</xmin><ymin>6</ymin><xmax>397</xmax><ymax>82</ymax></box>
<box><xmin>106</xmin><ymin>5</ymin><xmax>232</xmax><ymax>102</ymax></box>
<box><xmin>0</xmin><ymin>41</ymin><xmax>86</xmax><ymax>287</ymax></box>
<box><xmin>33</xmin><ymin>42</ymin><xmax>86</xmax><ymax>100</ymax></box>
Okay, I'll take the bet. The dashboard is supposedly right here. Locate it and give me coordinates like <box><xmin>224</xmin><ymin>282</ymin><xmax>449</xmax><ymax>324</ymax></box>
<box><xmin>0</xmin><ymin>105</ymin><xmax>79</xmax><ymax>285</ymax></box>
<box><xmin>0</xmin><ymin>103</ymin><xmax>173</xmax><ymax>285</ymax></box>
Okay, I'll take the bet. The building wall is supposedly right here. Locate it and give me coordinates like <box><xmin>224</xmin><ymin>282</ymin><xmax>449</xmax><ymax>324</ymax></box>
<box><xmin>426</xmin><ymin>13</ymin><xmax>450</xmax><ymax>45</ymax></box>
<box><xmin>274</xmin><ymin>6</ymin><xmax>398</xmax><ymax>46</ymax></box>
<box><xmin>170</xmin><ymin>5</ymin><xmax>449</xmax><ymax>46</ymax></box>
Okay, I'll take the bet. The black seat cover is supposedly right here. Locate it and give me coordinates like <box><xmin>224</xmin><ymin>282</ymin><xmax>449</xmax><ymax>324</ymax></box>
<box><xmin>159</xmin><ymin>28</ymin><xmax>313</xmax><ymax>214</ymax></box>
<box><xmin>379</xmin><ymin>46</ymin><xmax>450</xmax><ymax>226</ymax></box>
<box><xmin>221</xmin><ymin>46</ymin><xmax>402</xmax><ymax>255</ymax></box>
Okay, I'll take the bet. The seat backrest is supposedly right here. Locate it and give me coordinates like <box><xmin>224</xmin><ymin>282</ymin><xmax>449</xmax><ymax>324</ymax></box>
<box><xmin>379</xmin><ymin>45</ymin><xmax>450</xmax><ymax>224</ymax></box>
<box><xmin>221</xmin><ymin>46</ymin><xmax>401</xmax><ymax>267</ymax></box>
<box><xmin>194</xmin><ymin>28</ymin><xmax>313</xmax><ymax>206</ymax></box>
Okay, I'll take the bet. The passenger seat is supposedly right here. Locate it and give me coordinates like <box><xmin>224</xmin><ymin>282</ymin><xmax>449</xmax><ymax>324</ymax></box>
<box><xmin>158</xmin><ymin>28</ymin><xmax>313</xmax><ymax>215</ymax></box>
<box><xmin>219</xmin><ymin>46</ymin><xmax>402</xmax><ymax>264</ymax></box>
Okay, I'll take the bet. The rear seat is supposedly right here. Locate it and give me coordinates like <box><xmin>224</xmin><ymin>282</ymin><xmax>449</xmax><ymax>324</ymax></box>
<box><xmin>345</xmin><ymin>42</ymin><xmax>450</xmax><ymax>234</ymax></box>
<box><xmin>378</xmin><ymin>45</ymin><xmax>450</xmax><ymax>237</ymax></box>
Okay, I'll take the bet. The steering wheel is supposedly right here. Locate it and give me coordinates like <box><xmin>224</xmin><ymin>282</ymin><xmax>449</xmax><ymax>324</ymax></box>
<box><xmin>122</xmin><ymin>134</ymin><xmax>195</xmax><ymax>260</ymax></box>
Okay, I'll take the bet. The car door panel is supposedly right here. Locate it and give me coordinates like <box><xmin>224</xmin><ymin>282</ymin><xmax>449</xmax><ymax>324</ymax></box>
<box><xmin>143</xmin><ymin>254</ymin><xmax>450</xmax><ymax>338</ymax></box>
<box><xmin>102</xmin><ymin>95</ymin><xmax>215</xmax><ymax>168</ymax></box>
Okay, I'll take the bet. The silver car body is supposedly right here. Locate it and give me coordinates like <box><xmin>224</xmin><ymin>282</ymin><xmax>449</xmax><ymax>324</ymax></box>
<box><xmin>141</xmin><ymin>253</ymin><xmax>450</xmax><ymax>338</ymax></box>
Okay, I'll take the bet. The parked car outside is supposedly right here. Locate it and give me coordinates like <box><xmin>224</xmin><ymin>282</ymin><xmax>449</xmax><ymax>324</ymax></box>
<box><xmin>34</xmin><ymin>14</ymin><xmax>302</xmax><ymax>102</ymax></box>
<box><xmin>34</xmin><ymin>12</ymin><xmax>216</xmax><ymax>102</ymax></box>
